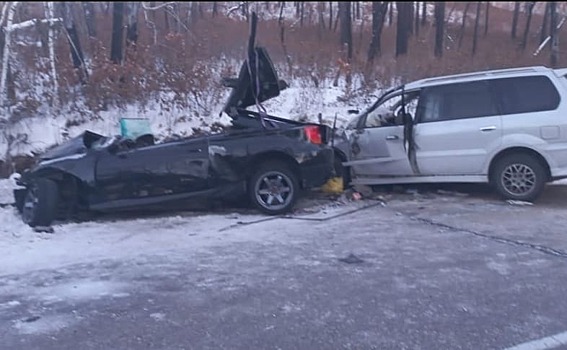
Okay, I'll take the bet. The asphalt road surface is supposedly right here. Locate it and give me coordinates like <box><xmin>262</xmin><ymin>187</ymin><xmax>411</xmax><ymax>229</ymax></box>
<box><xmin>1</xmin><ymin>184</ymin><xmax>567</xmax><ymax>350</ymax></box>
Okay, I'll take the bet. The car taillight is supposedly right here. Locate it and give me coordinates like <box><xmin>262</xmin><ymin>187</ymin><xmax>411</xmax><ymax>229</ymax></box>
<box><xmin>304</xmin><ymin>125</ymin><xmax>322</xmax><ymax>144</ymax></box>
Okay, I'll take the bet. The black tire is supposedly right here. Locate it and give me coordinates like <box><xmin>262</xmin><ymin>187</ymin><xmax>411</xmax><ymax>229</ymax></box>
<box><xmin>248</xmin><ymin>162</ymin><xmax>299</xmax><ymax>215</ymax></box>
<box><xmin>491</xmin><ymin>153</ymin><xmax>547</xmax><ymax>202</ymax></box>
<box><xmin>21</xmin><ymin>178</ymin><xmax>59</xmax><ymax>227</ymax></box>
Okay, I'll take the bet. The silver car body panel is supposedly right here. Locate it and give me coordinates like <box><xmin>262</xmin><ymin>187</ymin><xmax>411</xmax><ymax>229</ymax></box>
<box><xmin>339</xmin><ymin>65</ymin><xmax>567</xmax><ymax>185</ymax></box>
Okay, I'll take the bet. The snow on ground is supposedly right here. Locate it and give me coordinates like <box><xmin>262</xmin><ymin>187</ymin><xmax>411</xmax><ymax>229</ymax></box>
<box><xmin>0</xmin><ymin>177</ymin><xmax>375</xmax><ymax>277</ymax></box>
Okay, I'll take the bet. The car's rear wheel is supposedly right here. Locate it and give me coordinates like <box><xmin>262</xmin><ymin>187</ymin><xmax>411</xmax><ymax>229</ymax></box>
<box><xmin>249</xmin><ymin>162</ymin><xmax>298</xmax><ymax>215</ymax></box>
<box><xmin>21</xmin><ymin>178</ymin><xmax>59</xmax><ymax>227</ymax></box>
<box><xmin>491</xmin><ymin>153</ymin><xmax>547</xmax><ymax>202</ymax></box>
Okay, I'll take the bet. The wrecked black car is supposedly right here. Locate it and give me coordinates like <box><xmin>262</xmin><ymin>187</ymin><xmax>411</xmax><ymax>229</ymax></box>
<box><xmin>13</xmin><ymin>14</ymin><xmax>334</xmax><ymax>227</ymax></box>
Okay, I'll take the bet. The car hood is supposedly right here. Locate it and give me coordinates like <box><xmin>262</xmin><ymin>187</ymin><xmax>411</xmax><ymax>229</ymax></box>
<box><xmin>39</xmin><ymin>131</ymin><xmax>103</xmax><ymax>161</ymax></box>
<box><xmin>222</xmin><ymin>46</ymin><xmax>288</xmax><ymax>116</ymax></box>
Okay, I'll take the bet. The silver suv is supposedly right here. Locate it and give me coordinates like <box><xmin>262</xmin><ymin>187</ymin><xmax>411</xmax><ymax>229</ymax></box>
<box><xmin>335</xmin><ymin>66</ymin><xmax>567</xmax><ymax>202</ymax></box>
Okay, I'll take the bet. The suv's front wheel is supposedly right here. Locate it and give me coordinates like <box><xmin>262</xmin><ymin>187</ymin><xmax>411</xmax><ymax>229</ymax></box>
<box><xmin>491</xmin><ymin>153</ymin><xmax>547</xmax><ymax>202</ymax></box>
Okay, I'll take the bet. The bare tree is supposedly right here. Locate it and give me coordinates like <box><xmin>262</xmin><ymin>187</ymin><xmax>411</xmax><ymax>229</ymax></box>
<box><xmin>111</xmin><ymin>2</ymin><xmax>124</xmax><ymax>64</ymax></box>
<box><xmin>82</xmin><ymin>2</ymin><xmax>96</xmax><ymax>38</ymax></box>
<box><xmin>483</xmin><ymin>1</ymin><xmax>489</xmax><ymax>36</ymax></box>
<box><xmin>0</xmin><ymin>2</ymin><xmax>18</xmax><ymax>109</ymax></box>
<box><xmin>434</xmin><ymin>2</ymin><xmax>445</xmax><ymax>57</ymax></box>
<box><xmin>339</xmin><ymin>1</ymin><xmax>353</xmax><ymax>61</ymax></box>
<box><xmin>540</xmin><ymin>2</ymin><xmax>550</xmax><ymax>44</ymax></box>
<box><xmin>472</xmin><ymin>1</ymin><xmax>481</xmax><ymax>55</ymax></box>
<box><xmin>388</xmin><ymin>2</ymin><xmax>394</xmax><ymax>26</ymax></box>
<box><xmin>212</xmin><ymin>2</ymin><xmax>217</xmax><ymax>17</ymax></box>
<box><xmin>318</xmin><ymin>2</ymin><xmax>326</xmax><ymax>31</ymax></box>
<box><xmin>329</xmin><ymin>2</ymin><xmax>333</xmax><ymax>30</ymax></box>
<box><xmin>521</xmin><ymin>2</ymin><xmax>535</xmax><ymax>50</ymax></box>
<box><xmin>408</xmin><ymin>1</ymin><xmax>414</xmax><ymax>34</ymax></box>
<box><xmin>550</xmin><ymin>1</ymin><xmax>558</xmax><ymax>67</ymax></box>
<box><xmin>45</xmin><ymin>2</ymin><xmax>58</xmax><ymax>108</ymax></box>
<box><xmin>300</xmin><ymin>1</ymin><xmax>304</xmax><ymax>27</ymax></box>
<box><xmin>367</xmin><ymin>1</ymin><xmax>388</xmax><ymax>62</ymax></box>
<box><xmin>458</xmin><ymin>2</ymin><xmax>471</xmax><ymax>48</ymax></box>
<box><xmin>511</xmin><ymin>2</ymin><xmax>520</xmax><ymax>38</ymax></box>
<box><xmin>414</xmin><ymin>1</ymin><xmax>420</xmax><ymax>36</ymax></box>
<box><xmin>61</xmin><ymin>2</ymin><xmax>88</xmax><ymax>83</ymax></box>
<box><xmin>126</xmin><ymin>2</ymin><xmax>139</xmax><ymax>49</ymax></box>
<box><xmin>396</xmin><ymin>2</ymin><xmax>412</xmax><ymax>57</ymax></box>
<box><xmin>421</xmin><ymin>1</ymin><xmax>426</xmax><ymax>25</ymax></box>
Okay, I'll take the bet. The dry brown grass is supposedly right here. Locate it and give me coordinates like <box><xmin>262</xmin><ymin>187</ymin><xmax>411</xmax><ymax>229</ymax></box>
<box><xmin>6</xmin><ymin>2</ymin><xmax>567</xmax><ymax>117</ymax></box>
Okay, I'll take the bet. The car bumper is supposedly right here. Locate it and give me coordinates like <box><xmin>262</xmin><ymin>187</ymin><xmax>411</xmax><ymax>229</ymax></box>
<box><xmin>299</xmin><ymin>147</ymin><xmax>335</xmax><ymax>189</ymax></box>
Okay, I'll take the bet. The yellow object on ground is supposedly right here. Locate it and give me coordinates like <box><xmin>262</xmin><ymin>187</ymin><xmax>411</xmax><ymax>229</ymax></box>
<box><xmin>321</xmin><ymin>177</ymin><xmax>344</xmax><ymax>194</ymax></box>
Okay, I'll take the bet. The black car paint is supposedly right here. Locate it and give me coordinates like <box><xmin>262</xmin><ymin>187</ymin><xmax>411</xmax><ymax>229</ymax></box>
<box><xmin>15</xmin><ymin>110</ymin><xmax>333</xmax><ymax>215</ymax></box>
<box><xmin>15</xmin><ymin>14</ymin><xmax>335</xmax><ymax>222</ymax></box>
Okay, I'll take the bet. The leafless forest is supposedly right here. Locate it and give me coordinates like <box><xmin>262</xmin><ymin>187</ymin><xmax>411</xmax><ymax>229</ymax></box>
<box><xmin>0</xmin><ymin>2</ymin><xmax>566</xmax><ymax>174</ymax></box>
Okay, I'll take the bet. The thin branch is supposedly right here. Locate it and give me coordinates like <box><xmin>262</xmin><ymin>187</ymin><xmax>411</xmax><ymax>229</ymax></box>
<box><xmin>141</xmin><ymin>2</ymin><xmax>176</xmax><ymax>11</ymax></box>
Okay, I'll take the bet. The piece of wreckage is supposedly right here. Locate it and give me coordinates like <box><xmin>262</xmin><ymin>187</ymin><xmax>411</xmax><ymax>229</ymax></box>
<box><xmin>13</xmin><ymin>12</ymin><xmax>335</xmax><ymax>227</ymax></box>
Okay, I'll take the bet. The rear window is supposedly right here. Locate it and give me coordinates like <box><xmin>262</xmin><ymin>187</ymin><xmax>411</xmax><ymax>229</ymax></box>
<box><xmin>491</xmin><ymin>76</ymin><xmax>560</xmax><ymax>115</ymax></box>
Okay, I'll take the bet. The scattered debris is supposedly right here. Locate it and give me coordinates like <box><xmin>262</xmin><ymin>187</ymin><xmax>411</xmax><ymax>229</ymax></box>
<box><xmin>506</xmin><ymin>200</ymin><xmax>533</xmax><ymax>206</ymax></box>
<box><xmin>33</xmin><ymin>226</ymin><xmax>55</xmax><ymax>234</ymax></box>
<box><xmin>338</xmin><ymin>253</ymin><xmax>365</xmax><ymax>264</ymax></box>
<box><xmin>437</xmin><ymin>189</ymin><xmax>469</xmax><ymax>197</ymax></box>
<box><xmin>352</xmin><ymin>184</ymin><xmax>373</xmax><ymax>197</ymax></box>
<box><xmin>22</xmin><ymin>316</ymin><xmax>41</xmax><ymax>323</ymax></box>
<box><xmin>321</xmin><ymin>177</ymin><xmax>344</xmax><ymax>194</ymax></box>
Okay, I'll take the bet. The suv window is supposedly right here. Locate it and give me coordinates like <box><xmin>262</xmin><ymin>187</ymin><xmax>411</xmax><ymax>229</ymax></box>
<box><xmin>418</xmin><ymin>80</ymin><xmax>498</xmax><ymax>123</ymax></box>
<box><xmin>364</xmin><ymin>91</ymin><xmax>420</xmax><ymax>128</ymax></box>
<box><xmin>490</xmin><ymin>75</ymin><xmax>560</xmax><ymax>115</ymax></box>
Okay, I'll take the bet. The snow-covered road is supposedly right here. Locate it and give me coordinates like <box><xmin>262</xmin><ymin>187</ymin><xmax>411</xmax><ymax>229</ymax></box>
<box><xmin>2</xmin><ymin>179</ymin><xmax>567</xmax><ymax>349</ymax></box>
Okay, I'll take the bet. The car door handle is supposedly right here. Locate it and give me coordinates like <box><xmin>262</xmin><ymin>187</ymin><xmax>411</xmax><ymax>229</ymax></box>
<box><xmin>386</xmin><ymin>135</ymin><xmax>399</xmax><ymax>140</ymax></box>
<box><xmin>480</xmin><ymin>126</ymin><xmax>496</xmax><ymax>132</ymax></box>
<box><xmin>188</xmin><ymin>148</ymin><xmax>202</xmax><ymax>153</ymax></box>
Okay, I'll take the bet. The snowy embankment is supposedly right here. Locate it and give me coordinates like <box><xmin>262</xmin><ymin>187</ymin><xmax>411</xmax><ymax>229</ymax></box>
<box><xmin>0</xmin><ymin>79</ymin><xmax>370</xmax><ymax>164</ymax></box>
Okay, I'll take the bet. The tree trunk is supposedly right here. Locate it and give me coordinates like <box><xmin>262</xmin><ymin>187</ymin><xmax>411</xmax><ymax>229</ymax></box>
<box><xmin>458</xmin><ymin>2</ymin><xmax>471</xmax><ymax>48</ymax></box>
<box><xmin>300</xmin><ymin>1</ymin><xmax>304</xmax><ymax>27</ymax></box>
<box><xmin>421</xmin><ymin>1</ymin><xmax>426</xmax><ymax>25</ymax></box>
<box><xmin>550</xmin><ymin>1</ymin><xmax>558</xmax><ymax>67</ymax></box>
<box><xmin>415</xmin><ymin>1</ymin><xmax>420</xmax><ymax>36</ymax></box>
<box><xmin>126</xmin><ymin>2</ymin><xmax>139</xmax><ymax>50</ymax></box>
<box><xmin>356</xmin><ymin>1</ymin><xmax>361</xmax><ymax>19</ymax></box>
<box><xmin>212</xmin><ymin>2</ymin><xmax>217</xmax><ymax>18</ymax></box>
<box><xmin>388</xmin><ymin>2</ymin><xmax>394</xmax><ymax>26</ymax></box>
<box><xmin>511</xmin><ymin>1</ymin><xmax>519</xmax><ymax>39</ymax></box>
<box><xmin>434</xmin><ymin>2</ymin><xmax>445</xmax><ymax>57</ymax></box>
<box><xmin>329</xmin><ymin>2</ymin><xmax>333</xmax><ymax>31</ymax></box>
<box><xmin>520</xmin><ymin>2</ymin><xmax>535</xmax><ymax>50</ymax></box>
<box><xmin>318</xmin><ymin>2</ymin><xmax>326</xmax><ymax>31</ymax></box>
<box><xmin>540</xmin><ymin>2</ymin><xmax>550</xmax><ymax>44</ymax></box>
<box><xmin>367</xmin><ymin>2</ymin><xmax>388</xmax><ymax>62</ymax></box>
<box><xmin>408</xmin><ymin>1</ymin><xmax>414</xmax><ymax>34</ymax></box>
<box><xmin>472</xmin><ymin>1</ymin><xmax>481</xmax><ymax>55</ymax></box>
<box><xmin>339</xmin><ymin>1</ymin><xmax>353</xmax><ymax>61</ymax></box>
<box><xmin>62</xmin><ymin>2</ymin><xmax>88</xmax><ymax>83</ymax></box>
<box><xmin>82</xmin><ymin>2</ymin><xmax>97</xmax><ymax>38</ymax></box>
<box><xmin>483</xmin><ymin>1</ymin><xmax>489</xmax><ymax>36</ymax></box>
<box><xmin>45</xmin><ymin>2</ymin><xmax>58</xmax><ymax>108</ymax></box>
<box><xmin>333</xmin><ymin>5</ymin><xmax>340</xmax><ymax>31</ymax></box>
<box><xmin>396</xmin><ymin>2</ymin><xmax>411</xmax><ymax>57</ymax></box>
<box><xmin>190</xmin><ymin>2</ymin><xmax>199</xmax><ymax>26</ymax></box>
<box><xmin>0</xmin><ymin>2</ymin><xmax>17</xmax><ymax>109</ymax></box>
<box><xmin>110</xmin><ymin>2</ymin><xmax>124</xmax><ymax>64</ymax></box>
<box><xmin>279</xmin><ymin>2</ymin><xmax>285</xmax><ymax>24</ymax></box>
